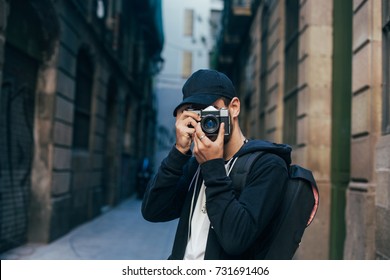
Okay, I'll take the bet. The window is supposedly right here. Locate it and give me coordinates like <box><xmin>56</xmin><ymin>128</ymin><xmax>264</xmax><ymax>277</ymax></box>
<box><xmin>283</xmin><ymin>0</ymin><xmax>299</xmax><ymax>145</ymax></box>
<box><xmin>383</xmin><ymin>0</ymin><xmax>390</xmax><ymax>134</ymax></box>
<box><xmin>182</xmin><ymin>51</ymin><xmax>193</xmax><ymax>78</ymax></box>
<box><xmin>232</xmin><ymin>0</ymin><xmax>252</xmax><ymax>15</ymax></box>
<box><xmin>73</xmin><ymin>48</ymin><xmax>94</xmax><ymax>150</ymax></box>
<box><xmin>184</xmin><ymin>9</ymin><xmax>194</xmax><ymax>36</ymax></box>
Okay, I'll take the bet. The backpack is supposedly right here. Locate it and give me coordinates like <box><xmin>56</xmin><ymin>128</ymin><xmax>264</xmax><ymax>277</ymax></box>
<box><xmin>230</xmin><ymin>151</ymin><xmax>319</xmax><ymax>259</ymax></box>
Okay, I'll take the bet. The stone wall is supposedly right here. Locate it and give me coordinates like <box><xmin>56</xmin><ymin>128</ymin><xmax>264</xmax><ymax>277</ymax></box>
<box><xmin>293</xmin><ymin>0</ymin><xmax>333</xmax><ymax>259</ymax></box>
<box><xmin>220</xmin><ymin>0</ymin><xmax>389</xmax><ymax>260</ymax></box>
<box><xmin>238</xmin><ymin>0</ymin><xmax>333</xmax><ymax>259</ymax></box>
<box><xmin>344</xmin><ymin>0</ymin><xmax>382</xmax><ymax>259</ymax></box>
<box><xmin>376</xmin><ymin>134</ymin><xmax>390</xmax><ymax>259</ymax></box>
<box><xmin>0</xmin><ymin>0</ymin><xmax>157</xmax><ymax>251</ymax></box>
<box><xmin>374</xmin><ymin>0</ymin><xmax>390</xmax><ymax>261</ymax></box>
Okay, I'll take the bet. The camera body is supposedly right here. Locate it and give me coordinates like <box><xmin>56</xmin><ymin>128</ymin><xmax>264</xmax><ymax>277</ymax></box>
<box><xmin>187</xmin><ymin>106</ymin><xmax>230</xmax><ymax>136</ymax></box>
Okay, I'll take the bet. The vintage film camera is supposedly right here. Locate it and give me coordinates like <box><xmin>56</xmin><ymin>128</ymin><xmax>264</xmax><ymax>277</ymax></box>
<box><xmin>187</xmin><ymin>106</ymin><xmax>230</xmax><ymax>136</ymax></box>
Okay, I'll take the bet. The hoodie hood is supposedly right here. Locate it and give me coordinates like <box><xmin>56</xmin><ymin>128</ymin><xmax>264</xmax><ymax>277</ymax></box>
<box><xmin>234</xmin><ymin>139</ymin><xmax>292</xmax><ymax>165</ymax></box>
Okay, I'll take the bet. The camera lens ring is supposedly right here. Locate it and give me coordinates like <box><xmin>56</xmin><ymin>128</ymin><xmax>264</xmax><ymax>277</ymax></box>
<box><xmin>201</xmin><ymin>115</ymin><xmax>220</xmax><ymax>134</ymax></box>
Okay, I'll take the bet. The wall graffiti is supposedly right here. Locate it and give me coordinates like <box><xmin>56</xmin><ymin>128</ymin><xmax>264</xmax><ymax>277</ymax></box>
<box><xmin>0</xmin><ymin>80</ymin><xmax>35</xmax><ymax>252</ymax></box>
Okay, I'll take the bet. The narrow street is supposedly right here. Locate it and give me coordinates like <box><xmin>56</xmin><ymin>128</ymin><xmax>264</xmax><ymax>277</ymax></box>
<box><xmin>0</xmin><ymin>197</ymin><xmax>178</xmax><ymax>260</ymax></box>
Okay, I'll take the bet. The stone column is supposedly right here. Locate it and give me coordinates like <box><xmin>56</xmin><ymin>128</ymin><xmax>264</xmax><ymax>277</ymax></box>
<box><xmin>294</xmin><ymin>0</ymin><xmax>334</xmax><ymax>259</ymax></box>
<box><xmin>344</xmin><ymin>0</ymin><xmax>382</xmax><ymax>259</ymax></box>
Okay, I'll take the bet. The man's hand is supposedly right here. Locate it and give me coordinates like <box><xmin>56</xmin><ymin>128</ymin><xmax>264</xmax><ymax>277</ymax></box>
<box><xmin>193</xmin><ymin>122</ymin><xmax>225</xmax><ymax>164</ymax></box>
<box><xmin>175</xmin><ymin>109</ymin><xmax>201</xmax><ymax>154</ymax></box>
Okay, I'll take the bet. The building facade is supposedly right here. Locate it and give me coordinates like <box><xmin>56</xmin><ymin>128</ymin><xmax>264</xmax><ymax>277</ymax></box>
<box><xmin>0</xmin><ymin>0</ymin><xmax>163</xmax><ymax>252</ymax></box>
<box><xmin>153</xmin><ymin>0</ymin><xmax>223</xmax><ymax>173</ymax></box>
<box><xmin>215</xmin><ymin>0</ymin><xmax>389</xmax><ymax>259</ymax></box>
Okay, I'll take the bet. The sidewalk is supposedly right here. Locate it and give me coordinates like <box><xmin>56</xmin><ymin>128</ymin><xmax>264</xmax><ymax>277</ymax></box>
<box><xmin>0</xmin><ymin>197</ymin><xmax>178</xmax><ymax>260</ymax></box>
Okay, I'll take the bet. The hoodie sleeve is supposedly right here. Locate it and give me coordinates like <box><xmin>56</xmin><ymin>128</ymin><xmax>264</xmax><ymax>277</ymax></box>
<box><xmin>141</xmin><ymin>146</ymin><xmax>197</xmax><ymax>222</ymax></box>
<box><xmin>202</xmin><ymin>153</ymin><xmax>288</xmax><ymax>255</ymax></box>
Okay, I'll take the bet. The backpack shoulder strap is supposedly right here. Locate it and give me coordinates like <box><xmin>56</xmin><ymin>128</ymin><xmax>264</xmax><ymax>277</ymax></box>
<box><xmin>230</xmin><ymin>152</ymin><xmax>319</xmax><ymax>225</ymax></box>
<box><xmin>230</xmin><ymin>151</ymin><xmax>266</xmax><ymax>196</ymax></box>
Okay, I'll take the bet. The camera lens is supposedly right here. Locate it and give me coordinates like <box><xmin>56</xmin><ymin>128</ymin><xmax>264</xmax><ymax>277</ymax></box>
<box><xmin>201</xmin><ymin>115</ymin><xmax>219</xmax><ymax>134</ymax></box>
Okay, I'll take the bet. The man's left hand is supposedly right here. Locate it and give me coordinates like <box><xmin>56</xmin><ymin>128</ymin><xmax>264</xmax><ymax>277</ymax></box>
<box><xmin>193</xmin><ymin>122</ymin><xmax>225</xmax><ymax>164</ymax></box>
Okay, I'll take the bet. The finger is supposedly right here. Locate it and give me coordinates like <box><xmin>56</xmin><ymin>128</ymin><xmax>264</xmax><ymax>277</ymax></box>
<box><xmin>192</xmin><ymin>130</ymin><xmax>208</xmax><ymax>162</ymax></box>
<box><xmin>193</xmin><ymin>132</ymin><xmax>199</xmax><ymax>147</ymax></box>
<box><xmin>182</xmin><ymin>127</ymin><xmax>195</xmax><ymax>136</ymax></box>
<box><xmin>194</xmin><ymin>122</ymin><xmax>204</xmax><ymax>138</ymax></box>
<box><xmin>178</xmin><ymin>110</ymin><xmax>201</xmax><ymax>122</ymax></box>
<box><xmin>176</xmin><ymin>120</ymin><xmax>195</xmax><ymax>136</ymax></box>
<box><xmin>192</xmin><ymin>132</ymin><xmax>201</xmax><ymax>156</ymax></box>
<box><xmin>186</xmin><ymin>117</ymin><xmax>199</xmax><ymax>128</ymax></box>
<box><xmin>177</xmin><ymin>116</ymin><xmax>196</xmax><ymax>127</ymax></box>
<box><xmin>194</xmin><ymin>123</ymin><xmax>209</xmax><ymax>143</ymax></box>
<box><xmin>180</xmin><ymin>118</ymin><xmax>200</xmax><ymax>134</ymax></box>
<box><xmin>216</xmin><ymin>122</ymin><xmax>225</xmax><ymax>142</ymax></box>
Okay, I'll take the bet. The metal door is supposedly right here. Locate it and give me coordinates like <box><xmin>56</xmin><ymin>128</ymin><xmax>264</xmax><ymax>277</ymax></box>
<box><xmin>0</xmin><ymin>43</ymin><xmax>38</xmax><ymax>252</ymax></box>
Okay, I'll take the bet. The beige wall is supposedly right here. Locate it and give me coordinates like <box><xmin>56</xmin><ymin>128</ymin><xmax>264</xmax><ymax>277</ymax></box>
<box><xmin>246</xmin><ymin>6</ymin><xmax>261</xmax><ymax>139</ymax></box>
<box><xmin>265</xmin><ymin>1</ymin><xmax>285</xmax><ymax>143</ymax></box>
<box><xmin>293</xmin><ymin>0</ymin><xmax>333</xmax><ymax>260</ymax></box>
<box><xmin>344</xmin><ymin>0</ymin><xmax>382</xmax><ymax>259</ymax></box>
<box><xmin>221</xmin><ymin>0</ymin><xmax>389</xmax><ymax>260</ymax></box>
<box><xmin>238</xmin><ymin>0</ymin><xmax>333</xmax><ymax>259</ymax></box>
<box><xmin>376</xmin><ymin>134</ymin><xmax>390</xmax><ymax>259</ymax></box>
<box><xmin>0</xmin><ymin>0</ymin><xmax>155</xmax><ymax>250</ymax></box>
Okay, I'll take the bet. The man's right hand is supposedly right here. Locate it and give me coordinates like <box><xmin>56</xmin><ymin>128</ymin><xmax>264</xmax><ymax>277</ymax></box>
<box><xmin>175</xmin><ymin>107</ymin><xmax>201</xmax><ymax>154</ymax></box>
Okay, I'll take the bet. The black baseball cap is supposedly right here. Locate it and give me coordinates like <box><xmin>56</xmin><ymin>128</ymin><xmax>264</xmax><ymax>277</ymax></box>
<box><xmin>173</xmin><ymin>69</ymin><xmax>237</xmax><ymax>116</ymax></box>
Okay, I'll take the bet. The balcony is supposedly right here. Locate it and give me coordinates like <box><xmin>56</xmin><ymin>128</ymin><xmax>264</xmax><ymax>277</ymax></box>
<box><xmin>215</xmin><ymin>0</ymin><xmax>258</xmax><ymax>74</ymax></box>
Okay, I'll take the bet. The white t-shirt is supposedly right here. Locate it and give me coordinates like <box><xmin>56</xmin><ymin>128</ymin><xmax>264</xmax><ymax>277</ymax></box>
<box><xmin>184</xmin><ymin>158</ymin><xmax>237</xmax><ymax>260</ymax></box>
<box><xmin>183</xmin><ymin>180</ymin><xmax>209</xmax><ymax>260</ymax></box>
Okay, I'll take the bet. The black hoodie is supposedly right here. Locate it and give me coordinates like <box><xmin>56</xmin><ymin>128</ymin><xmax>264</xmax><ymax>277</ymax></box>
<box><xmin>142</xmin><ymin>139</ymin><xmax>291</xmax><ymax>259</ymax></box>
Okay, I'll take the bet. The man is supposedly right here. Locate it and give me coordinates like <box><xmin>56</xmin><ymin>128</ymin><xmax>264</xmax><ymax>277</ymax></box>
<box><xmin>142</xmin><ymin>69</ymin><xmax>291</xmax><ymax>259</ymax></box>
